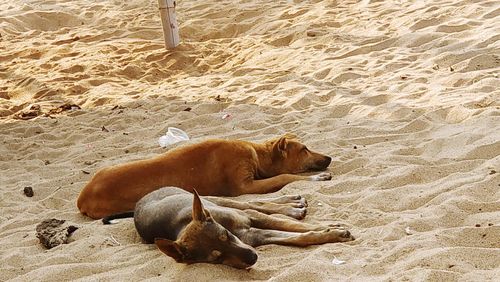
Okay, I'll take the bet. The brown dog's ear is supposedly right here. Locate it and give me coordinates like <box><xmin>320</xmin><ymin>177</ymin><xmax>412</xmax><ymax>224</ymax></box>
<box><xmin>273</xmin><ymin>136</ymin><xmax>288</xmax><ymax>158</ymax></box>
<box><xmin>282</xmin><ymin>133</ymin><xmax>297</xmax><ymax>140</ymax></box>
<box><xmin>192</xmin><ymin>189</ymin><xmax>208</xmax><ymax>222</ymax></box>
<box><xmin>155</xmin><ymin>238</ymin><xmax>184</xmax><ymax>262</ymax></box>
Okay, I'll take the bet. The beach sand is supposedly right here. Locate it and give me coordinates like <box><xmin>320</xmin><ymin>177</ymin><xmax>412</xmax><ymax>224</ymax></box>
<box><xmin>1</xmin><ymin>0</ymin><xmax>499</xmax><ymax>281</ymax></box>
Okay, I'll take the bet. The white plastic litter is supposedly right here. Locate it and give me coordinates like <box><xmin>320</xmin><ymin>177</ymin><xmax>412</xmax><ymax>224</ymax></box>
<box><xmin>317</xmin><ymin>202</ymin><xmax>323</xmax><ymax>206</ymax></box>
<box><xmin>405</xmin><ymin>226</ymin><xmax>413</xmax><ymax>235</ymax></box>
<box><xmin>158</xmin><ymin>127</ymin><xmax>189</xmax><ymax>147</ymax></box>
<box><xmin>332</xmin><ymin>256</ymin><xmax>346</xmax><ymax>265</ymax></box>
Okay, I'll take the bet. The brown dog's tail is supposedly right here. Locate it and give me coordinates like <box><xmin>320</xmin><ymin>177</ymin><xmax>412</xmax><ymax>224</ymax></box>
<box><xmin>102</xmin><ymin>211</ymin><xmax>134</xmax><ymax>224</ymax></box>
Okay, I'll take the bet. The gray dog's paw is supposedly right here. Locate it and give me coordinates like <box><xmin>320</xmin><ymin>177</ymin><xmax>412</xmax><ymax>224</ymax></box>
<box><xmin>288</xmin><ymin>207</ymin><xmax>307</xmax><ymax>220</ymax></box>
<box><xmin>310</xmin><ymin>172</ymin><xmax>332</xmax><ymax>181</ymax></box>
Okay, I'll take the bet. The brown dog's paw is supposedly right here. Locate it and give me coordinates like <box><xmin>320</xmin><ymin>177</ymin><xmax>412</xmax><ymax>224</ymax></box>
<box><xmin>310</xmin><ymin>172</ymin><xmax>332</xmax><ymax>181</ymax></box>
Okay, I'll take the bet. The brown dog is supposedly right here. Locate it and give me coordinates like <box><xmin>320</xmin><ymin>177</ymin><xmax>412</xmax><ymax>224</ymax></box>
<box><xmin>102</xmin><ymin>187</ymin><xmax>354</xmax><ymax>269</ymax></box>
<box><xmin>77</xmin><ymin>134</ymin><xmax>332</xmax><ymax>219</ymax></box>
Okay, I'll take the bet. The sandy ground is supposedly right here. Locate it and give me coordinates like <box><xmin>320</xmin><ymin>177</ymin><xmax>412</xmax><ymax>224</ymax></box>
<box><xmin>1</xmin><ymin>0</ymin><xmax>499</xmax><ymax>281</ymax></box>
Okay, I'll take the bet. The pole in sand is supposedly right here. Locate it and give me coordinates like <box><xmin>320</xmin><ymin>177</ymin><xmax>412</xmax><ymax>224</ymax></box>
<box><xmin>158</xmin><ymin>0</ymin><xmax>180</xmax><ymax>49</ymax></box>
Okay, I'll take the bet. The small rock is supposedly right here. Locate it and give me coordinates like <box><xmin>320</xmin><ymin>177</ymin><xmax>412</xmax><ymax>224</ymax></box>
<box><xmin>353</xmin><ymin>145</ymin><xmax>357</xmax><ymax>149</ymax></box>
<box><xmin>475</xmin><ymin>224</ymin><xmax>481</xmax><ymax>227</ymax></box>
<box><xmin>489</xmin><ymin>170</ymin><xmax>496</xmax><ymax>175</ymax></box>
<box><xmin>82</xmin><ymin>170</ymin><xmax>90</xmax><ymax>174</ymax></box>
<box><xmin>306</xmin><ymin>30</ymin><xmax>317</xmax><ymax>37</ymax></box>
<box><xmin>23</xmin><ymin>186</ymin><xmax>34</xmax><ymax>197</ymax></box>
<box><xmin>101</xmin><ymin>126</ymin><xmax>109</xmax><ymax>132</ymax></box>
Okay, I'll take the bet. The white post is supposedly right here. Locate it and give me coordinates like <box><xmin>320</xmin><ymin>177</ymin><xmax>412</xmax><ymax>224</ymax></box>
<box><xmin>158</xmin><ymin>0</ymin><xmax>180</xmax><ymax>49</ymax></box>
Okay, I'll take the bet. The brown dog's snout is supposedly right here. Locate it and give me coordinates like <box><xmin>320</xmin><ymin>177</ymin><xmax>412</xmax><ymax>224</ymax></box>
<box><xmin>315</xmin><ymin>156</ymin><xmax>331</xmax><ymax>169</ymax></box>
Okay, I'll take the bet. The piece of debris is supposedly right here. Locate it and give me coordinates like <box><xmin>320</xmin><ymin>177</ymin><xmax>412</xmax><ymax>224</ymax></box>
<box><xmin>183</xmin><ymin>107</ymin><xmax>192</xmax><ymax>112</ymax></box>
<box><xmin>111</xmin><ymin>105</ymin><xmax>125</xmax><ymax>111</ymax></box>
<box><xmin>222</xmin><ymin>113</ymin><xmax>232</xmax><ymax>120</ymax></box>
<box><xmin>23</xmin><ymin>186</ymin><xmax>34</xmax><ymax>197</ymax></box>
<box><xmin>475</xmin><ymin>224</ymin><xmax>481</xmax><ymax>227</ymax></box>
<box><xmin>405</xmin><ymin>226</ymin><xmax>413</xmax><ymax>235</ymax></box>
<box><xmin>101</xmin><ymin>126</ymin><xmax>109</xmax><ymax>132</ymax></box>
<box><xmin>317</xmin><ymin>202</ymin><xmax>323</xmax><ymax>206</ymax></box>
<box><xmin>489</xmin><ymin>170</ymin><xmax>496</xmax><ymax>175</ymax></box>
<box><xmin>82</xmin><ymin>170</ymin><xmax>90</xmax><ymax>174</ymax></box>
<box><xmin>44</xmin><ymin>160</ymin><xmax>50</xmax><ymax>165</ymax></box>
<box><xmin>332</xmin><ymin>256</ymin><xmax>346</xmax><ymax>265</ymax></box>
<box><xmin>14</xmin><ymin>105</ymin><xmax>42</xmax><ymax>120</ymax></box>
<box><xmin>47</xmin><ymin>103</ymin><xmax>81</xmax><ymax>115</ymax></box>
<box><xmin>158</xmin><ymin>127</ymin><xmax>189</xmax><ymax>148</ymax></box>
<box><xmin>432</xmin><ymin>64</ymin><xmax>439</xmax><ymax>70</ymax></box>
<box><xmin>35</xmin><ymin>219</ymin><xmax>78</xmax><ymax>249</ymax></box>
<box><xmin>104</xmin><ymin>235</ymin><xmax>121</xmax><ymax>246</ymax></box>
<box><xmin>449</xmin><ymin>66</ymin><xmax>454</xmax><ymax>72</ymax></box>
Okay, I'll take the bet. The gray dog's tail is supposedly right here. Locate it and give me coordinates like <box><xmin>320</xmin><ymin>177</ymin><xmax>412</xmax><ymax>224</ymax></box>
<box><xmin>102</xmin><ymin>211</ymin><xmax>134</xmax><ymax>224</ymax></box>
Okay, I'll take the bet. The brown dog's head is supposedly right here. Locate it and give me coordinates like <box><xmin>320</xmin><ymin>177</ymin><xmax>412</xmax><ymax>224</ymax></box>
<box><xmin>155</xmin><ymin>190</ymin><xmax>258</xmax><ymax>269</ymax></box>
<box><xmin>268</xmin><ymin>134</ymin><xmax>332</xmax><ymax>174</ymax></box>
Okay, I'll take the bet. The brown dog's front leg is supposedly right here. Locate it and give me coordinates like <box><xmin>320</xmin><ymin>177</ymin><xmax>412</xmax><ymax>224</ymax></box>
<box><xmin>238</xmin><ymin>171</ymin><xmax>332</xmax><ymax>194</ymax></box>
<box><xmin>238</xmin><ymin>174</ymin><xmax>309</xmax><ymax>194</ymax></box>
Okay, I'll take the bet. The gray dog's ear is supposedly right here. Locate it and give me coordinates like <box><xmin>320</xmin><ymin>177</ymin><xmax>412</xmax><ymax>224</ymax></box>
<box><xmin>155</xmin><ymin>238</ymin><xmax>184</xmax><ymax>262</ymax></box>
<box><xmin>192</xmin><ymin>189</ymin><xmax>209</xmax><ymax>222</ymax></box>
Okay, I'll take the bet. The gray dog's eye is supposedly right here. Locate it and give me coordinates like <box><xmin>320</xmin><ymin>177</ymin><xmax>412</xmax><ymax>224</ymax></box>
<box><xmin>219</xmin><ymin>231</ymin><xmax>228</xmax><ymax>241</ymax></box>
<box><xmin>211</xmin><ymin>250</ymin><xmax>222</xmax><ymax>259</ymax></box>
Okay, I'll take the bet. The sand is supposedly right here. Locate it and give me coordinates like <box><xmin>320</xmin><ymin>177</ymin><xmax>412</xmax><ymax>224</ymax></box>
<box><xmin>1</xmin><ymin>0</ymin><xmax>499</xmax><ymax>281</ymax></box>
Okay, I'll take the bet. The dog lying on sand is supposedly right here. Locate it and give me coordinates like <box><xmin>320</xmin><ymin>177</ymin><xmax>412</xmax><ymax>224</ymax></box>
<box><xmin>78</xmin><ymin>134</ymin><xmax>333</xmax><ymax>219</ymax></box>
<box><xmin>103</xmin><ymin>187</ymin><xmax>354</xmax><ymax>269</ymax></box>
